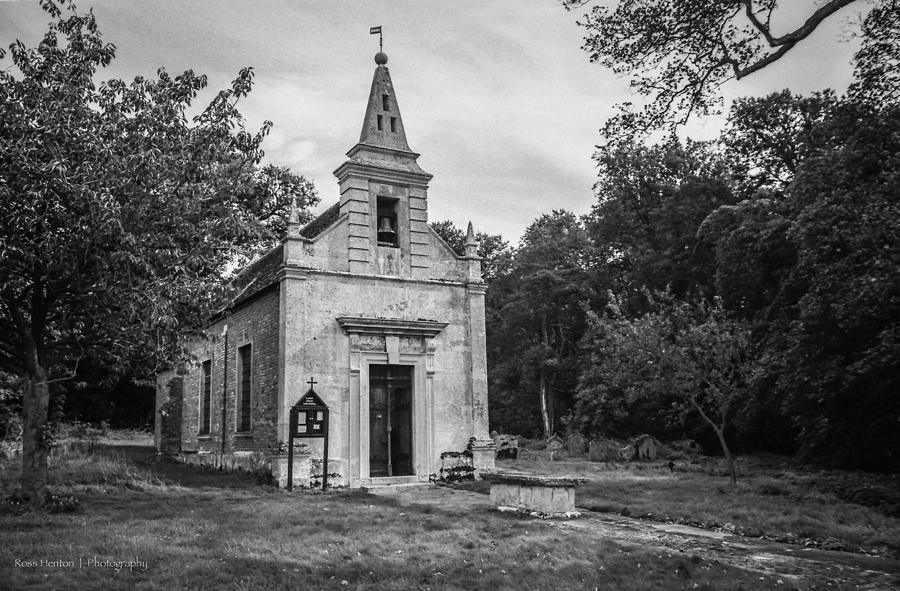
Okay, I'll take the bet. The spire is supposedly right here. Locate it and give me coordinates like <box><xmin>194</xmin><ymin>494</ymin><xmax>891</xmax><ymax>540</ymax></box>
<box><xmin>358</xmin><ymin>52</ymin><xmax>412</xmax><ymax>152</ymax></box>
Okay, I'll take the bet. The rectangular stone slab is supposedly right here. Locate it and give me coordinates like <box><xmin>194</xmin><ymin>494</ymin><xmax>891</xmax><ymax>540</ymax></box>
<box><xmin>484</xmin><ymin>471</ymin><xmax>585</xmax><ymax>516</ymax></box>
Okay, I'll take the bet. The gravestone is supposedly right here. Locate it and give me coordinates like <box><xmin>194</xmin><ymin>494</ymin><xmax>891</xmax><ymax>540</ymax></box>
<box><xmin>546</xmin><ymin>434</ymin><xmax>565</xmax><ymax>461</ymax></box>
<box><xmin>631</xmin><ymin>434</ymin><xmax>661</xmax><ymax>460</ymax></box>
<box><xmin>546</xmin><ymin>434</ymin><xmax>565</xmax><ymax>450</ymax></box>
<box><xmin>588</xmin><ymin>439</ymin><xmax>622</xmax><ymax>462</ymax></box>
<box><xmin>566</xmin><ymin>433</ymin><xmax>586</xmax><ymax>457</ymax></box>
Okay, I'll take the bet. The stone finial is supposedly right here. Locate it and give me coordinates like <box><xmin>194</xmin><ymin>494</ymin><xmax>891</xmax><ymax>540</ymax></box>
<box><xmin>464</xmin><ymin>221</ymin><xmax>479</xmax><ymax>258</ymax></box>
<box><xmin>287</xmin><ymin>198</ymin><xmax>301</xmax><ymax>239</ymax></box>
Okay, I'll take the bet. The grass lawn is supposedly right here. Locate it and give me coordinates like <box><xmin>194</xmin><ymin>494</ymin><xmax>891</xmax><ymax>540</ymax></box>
<box><xmin>494</xmin><ymin>452</ymin><xmax>900</xmax><ymax>558</ymax></box>
<box><xmin>1</xmin><ymin>446</ymin><xmax>811</xmax><ymax>591</ymax></box>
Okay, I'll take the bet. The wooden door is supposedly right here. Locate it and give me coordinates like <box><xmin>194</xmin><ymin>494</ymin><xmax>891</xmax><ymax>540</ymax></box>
<box><xmin>368</xmin><ymin>365</ymin><xmax>413</xmax><ymax>477</ymax></box>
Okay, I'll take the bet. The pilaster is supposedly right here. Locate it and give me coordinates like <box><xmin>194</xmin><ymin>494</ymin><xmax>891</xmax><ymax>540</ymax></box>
<box><xmin>466</xmin><ymin>282</ymin><xmax>490</xmax><ymax>440</ymax></box>
<box><xmin>277</xmin><ymin>266</ymin><xmax>309</xmax><ymax>445</ymax></box>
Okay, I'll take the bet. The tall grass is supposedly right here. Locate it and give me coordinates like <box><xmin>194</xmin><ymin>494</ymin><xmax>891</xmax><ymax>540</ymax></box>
<box><xmin>50</xmin><ymin>446</ymin><xmax>171</xmax><ymax>490</ymax></box>
<box><xmin>0</xmin><ymin>445</ymin><xmax>171</xmax><ymax>494</ymax></box>
<box><xmin>495</xmin><ymin>455</ymin><xmax>900</xmax><ymax>557</ymax></box>
<box><xmin>1</xmin><ymin>479</ymin><xmax>803</xmax><ymax>591</ymax></box>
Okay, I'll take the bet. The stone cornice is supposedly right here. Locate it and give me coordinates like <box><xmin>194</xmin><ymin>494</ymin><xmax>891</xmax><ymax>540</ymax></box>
<box><xmin>302</xmin><ymin>268</ymin><xmax>468</xmax><ymax>287</ymax></box>
<box><xmin>346</xmin><ymin>142</ymin><xmax>421</xmax><ymax>161</ymax></box>
<box><xmin>336</xmin><ymin>316</ymin><xmax>449</xmax><ymax>338</ymax></box>
<box><xmin>276</xmin><ymin>267</ymin><xmax>309</xmax><ymax>281</ymax></box>
<box><xmin>333</xmin><ymin>160</ymin><xmax>433</xmax><ymax>187</ymax></box>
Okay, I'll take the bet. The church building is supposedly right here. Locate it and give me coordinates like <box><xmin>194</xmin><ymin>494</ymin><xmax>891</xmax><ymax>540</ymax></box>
<box><xmin>155</xmin><ymin>50</ymin><xmax>495</xmax><ymax>487</ymax></box>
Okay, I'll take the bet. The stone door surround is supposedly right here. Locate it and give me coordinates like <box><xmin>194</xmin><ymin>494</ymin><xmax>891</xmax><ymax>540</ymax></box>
<box><xmin>336</xmin><ymin>317</ymin><xmax>447</xmax><ymax>485</ymax></box>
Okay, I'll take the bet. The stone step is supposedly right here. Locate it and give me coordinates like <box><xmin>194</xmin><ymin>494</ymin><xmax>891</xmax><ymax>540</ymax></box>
<box><xmin>362</xmin><ymin>475</ymin><xmax>428</xmax><ymax>491</ymax></box>
<box><xmin>363</xmin><ymin>482</ymin><xmax>431</xmax><ymax>493</ymax></box>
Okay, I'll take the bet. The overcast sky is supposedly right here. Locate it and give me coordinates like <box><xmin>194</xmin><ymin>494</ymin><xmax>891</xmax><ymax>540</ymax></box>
<box><xmin>0</xmin><ymin>0</ymin><xmax>869</xmax><ymax>242</ymax></box>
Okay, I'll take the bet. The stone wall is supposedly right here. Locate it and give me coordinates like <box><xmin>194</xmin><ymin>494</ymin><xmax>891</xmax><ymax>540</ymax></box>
<box><xmin>174</xmin><ymin>288</ymin><xmax>281</xmax><ymax>455</ymax></box>
<box><xmin>282</xmin><ymin>270</ymin><xmax>484</xmax><ymax>484</ymax></box>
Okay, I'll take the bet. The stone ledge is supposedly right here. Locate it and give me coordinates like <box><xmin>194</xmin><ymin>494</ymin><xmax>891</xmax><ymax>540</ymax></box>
<box><xmin>480</xmin><ymin>471</ymin><xmax>588</xmax><ymax>487</ymax></box>
<box><xmin>497</xmin><ymin>506</ymin><xmax>582</xmax><ymax>519</ymax></box>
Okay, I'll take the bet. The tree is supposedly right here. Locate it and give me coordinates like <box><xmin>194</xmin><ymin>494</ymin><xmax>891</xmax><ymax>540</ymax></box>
<box><xmin>765</xmin><ymin>99</ymin><xmax>900</xmax><ymax>470</ymax></box>
<box><xmin>563</xmin><ymin>0</ymin><xmax>870</xmax><ymax>140</ymax></box>
<box><xmin>585</xmin><ymin>137</ymin><xmax>737</xmax><ymax>307</ymax></box>
<box><xmin>0</xmin><ymin>2</ymin><xmax>317</xmax><ymax>506</ymax></box>
<box><xmin>848</xmin><ymin>0</ymin><xmax>900</xmax><ymax>108</ymax></box>
<box><xmin>489</xmin><ymin>211</ymin><xmax>592</xmax><ymax>437</ymax></box>
<box><xmin>721</xmin><ymin>90</ymin><xmax>838</xmax><ymax>197</ymax></box>
<box><xmin>576</xmin><ymin>294</ymin><xmax>756</xmax><ymax>486</ymax></box>
<box><xmin>698</xmin><ymin>89</ymin><xmax>900</xmax><ymax>469</ymax></box>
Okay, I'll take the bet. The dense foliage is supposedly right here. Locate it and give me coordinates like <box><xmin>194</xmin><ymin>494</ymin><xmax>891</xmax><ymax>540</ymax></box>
<box><xmin>484</xmin><ymin>78</ymin><xmax>899</xmax><ymax>472</ymax></box>
<box><xmin>460</xmin><ymin>0</ymin><xmax>899</xmax><ymax>472</ymax></box>
<box><xmin>0</xmin><ymin>1</ymin><xmax>317</xmax><ymax>505</ymax></box>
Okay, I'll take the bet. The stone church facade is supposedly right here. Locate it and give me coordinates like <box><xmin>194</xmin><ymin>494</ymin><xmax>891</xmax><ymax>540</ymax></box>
<box><xmin>155</xmin><ymin>51</ymin><xmax>495</xmax><ymax>487</ymax></box>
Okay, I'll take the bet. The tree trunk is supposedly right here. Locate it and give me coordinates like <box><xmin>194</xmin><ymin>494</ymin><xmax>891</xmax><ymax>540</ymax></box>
<box><xmin>21</xmin><ymin>367</ymin><xmax>51</xmax><ymax>508</ymax></box>
<box><xmin>688</xmin><ymin>396</ymin><xmax>737</xmax><ymax>489</ymax></box>
<box><xmin>713</xmin><ymin>426</ymin><xmax>737</xmax><ymax>488</ymax></box>
<box><xmin>539</xmin><ymin>367</ymin><xmax>552</xmax><ymax>438</ymax></box>
<box><xmin>539</xmin><ymin>313</ymin><xmax>553</xmax><ymax>438</ymax></box>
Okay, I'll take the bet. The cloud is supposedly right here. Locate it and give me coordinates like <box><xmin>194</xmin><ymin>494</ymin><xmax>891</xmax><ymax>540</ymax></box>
<box><xmin>0</xmin><ymin>0</ymin><xmax>861</xmax><ymax>241</ymax></box>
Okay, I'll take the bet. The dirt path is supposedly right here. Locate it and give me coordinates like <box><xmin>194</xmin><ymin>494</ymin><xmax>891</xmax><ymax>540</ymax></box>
<box><xmin>369</xmin><ymin>485</ymin><xmax>900</xmax><ymax>590</ymax></box>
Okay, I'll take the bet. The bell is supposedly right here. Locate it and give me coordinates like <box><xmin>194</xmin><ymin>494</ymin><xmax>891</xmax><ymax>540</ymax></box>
<box><xmin>378</xmin><ymin>216</ymin><xmax>395</xmax><ymax>235</ymax></box>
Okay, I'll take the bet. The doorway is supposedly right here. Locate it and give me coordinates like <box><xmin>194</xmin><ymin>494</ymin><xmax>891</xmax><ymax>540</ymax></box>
<box><xmin>368</xmin><ymin>364</ymin><xmax>413</xmax><ymax>477</ymax></box>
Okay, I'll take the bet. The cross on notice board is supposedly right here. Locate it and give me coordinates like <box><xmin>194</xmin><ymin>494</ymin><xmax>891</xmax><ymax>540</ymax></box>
<box><xmin>307</xmin><ymin>377</ymin><xmax>317</xmax><ymax>389</ymax></box>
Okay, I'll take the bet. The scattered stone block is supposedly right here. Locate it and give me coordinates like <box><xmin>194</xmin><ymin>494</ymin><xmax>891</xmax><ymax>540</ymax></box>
<box><xmin>439</xmin><ymin>450</ymin><xmax>474</xmax><ymax>483</ymax></box>
<box><xmin>470</xmin><ymin>438</ymin><xmax>496</xmax><ymax>476</ymax></box>
<box><xmin>496</xmin><ymin>446</ymin><xmax>518</xmax><ymax>460</ymax></box>
<box><xmin>493</xmin><ymin>433</ymin><xmax>519</xmax><ymax>460</ymax></box>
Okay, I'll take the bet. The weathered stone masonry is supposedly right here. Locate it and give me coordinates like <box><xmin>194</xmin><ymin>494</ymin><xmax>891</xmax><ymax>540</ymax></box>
<box><xmin>155</xmin><ymin>51</ymin><xmax>495</xmax><ymax>486</ymax></box>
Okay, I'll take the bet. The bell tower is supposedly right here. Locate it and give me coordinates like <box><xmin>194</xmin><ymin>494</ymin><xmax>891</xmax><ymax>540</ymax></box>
<box><xmin>333</xmin><ymin>52</ymin><xmax>433</xmax><ymax>276</ymax></box>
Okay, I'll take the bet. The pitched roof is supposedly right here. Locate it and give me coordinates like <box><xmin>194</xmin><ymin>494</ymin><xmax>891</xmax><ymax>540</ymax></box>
<box><xmin>300</xmin><ymin>201</ymin><xmax>340</xmax><ymax>239</ymax></box>
<box><xmin>231</xmin><ymin>243</ymin><xmax>283</xmax><ymax>306</ymax></box>
<box><xmin>228</xmin><ymin>202</ymin><xmax>341</xmax><ymax>307</ymax></box>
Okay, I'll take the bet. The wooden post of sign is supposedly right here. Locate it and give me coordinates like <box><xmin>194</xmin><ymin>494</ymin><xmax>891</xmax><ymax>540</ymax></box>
<box><xmin>287</xmin><ymin>437</ymin><xmax>294</xmax><ymax>492</ymax></box>
<box><xmin>322</xmin><ymin>420</ymin><xmax>329</xmax><ymax>493</ymax></box>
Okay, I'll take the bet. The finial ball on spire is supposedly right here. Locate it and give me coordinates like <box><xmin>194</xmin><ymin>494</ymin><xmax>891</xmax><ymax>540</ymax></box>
<box><xmin>374</xmin><ymin>52</ymin><xmax>388</xmax><ymax>65</ymax></box>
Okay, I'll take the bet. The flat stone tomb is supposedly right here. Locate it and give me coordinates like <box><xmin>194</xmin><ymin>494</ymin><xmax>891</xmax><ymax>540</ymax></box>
<box><xmin>481</xmin><ymin>472</ymin><xmax>587</xmax><ymax>518</ymax></box>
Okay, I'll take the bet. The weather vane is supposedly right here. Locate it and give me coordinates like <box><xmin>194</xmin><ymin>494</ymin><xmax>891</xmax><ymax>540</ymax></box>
<box><xmin>370</xmin><ymin>25</ymin><xmax>383</xmax><ymax>52</ymax></box>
